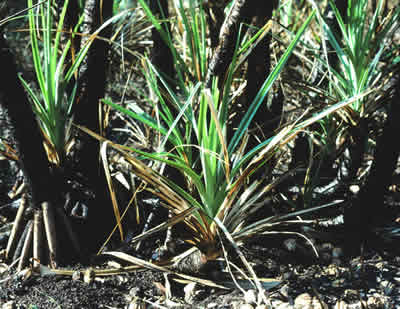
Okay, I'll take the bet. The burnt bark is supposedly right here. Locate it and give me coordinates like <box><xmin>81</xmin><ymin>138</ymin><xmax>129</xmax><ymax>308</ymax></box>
<box><xmin>0</xmin><ymin>30</ymin><xmax>53</xmax><ymax>205</ymax></box>
<box><xmin>206</xmin><ymin>1</ymin><xmax>279</xmax><ymax>151</ymax></box>
<box><xmin>72</xmin><ymin>0</ymin><xmax>115</xmax><ymax>251</ymax></box>
<box><xmin>240</xmin><ymin>2</ymin><xmax>280</xmax><ymax>149</ymax></box>
<box><xmin>203</xmin><ymin>0</ymin><xmax>280</xmax><ymax>185</ymax></box>
<box><xmin>345</xmin><ymin>72</ymin><xmax>400</xmax><ymax>255</ymax></box>
<box><xmin>205</xmin><ymin>0</ymin><xmax>254</xmax><ymax>89</ymax></box>
<box><xmin>205</xmin><ymin>1</ymin><xmax>279</xmax><ymax>137</ymax></box>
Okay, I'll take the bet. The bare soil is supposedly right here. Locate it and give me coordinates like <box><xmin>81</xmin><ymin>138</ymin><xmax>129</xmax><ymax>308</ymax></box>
<box><xmin>1</xmin><ymin>218</ymin><xmax>400</xmax><ymax>308</ymax></box>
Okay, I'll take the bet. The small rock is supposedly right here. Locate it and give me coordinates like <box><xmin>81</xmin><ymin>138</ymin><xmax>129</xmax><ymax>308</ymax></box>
<box><xmin>325</xmin><ymin>264</ymin><xmax>340</xmax><ymax>276</ymax></box>
<box><xmin>72</xmin><ymin>270</ymin><xmax>81</xmax><ymax>281</ymax></box>
<box><xmin>0</xmin><ymin>263</ymin><xmax>8</xmax><ymax>275</ymax></box>
<box><xmin>1</xmin><ymin>301</ymin><xmax>15</xmax><ymax>309</ymax></box>
<box><xmin>244</xmin><ymin>289</ymin><xmax>257</xmax><ymax>304</ymax></box>
<box><xmin>349</xmin><ymin>185</ymin><xmax>359</xmax><ymax>194</ymax></box>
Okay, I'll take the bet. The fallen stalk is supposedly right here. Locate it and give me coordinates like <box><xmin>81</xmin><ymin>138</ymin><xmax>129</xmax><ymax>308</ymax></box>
<box><xmin>5</xmin><ymin>195</ymin><xmax>81</xmax><ymax>269</ymax></box>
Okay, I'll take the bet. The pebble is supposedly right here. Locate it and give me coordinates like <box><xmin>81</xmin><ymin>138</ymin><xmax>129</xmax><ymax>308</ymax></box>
<box><xmin>325</xmin><ymin>264</ymin><xmax>340</xmax><ymax>276</ymax></box>
<box><xmin>1</xmin><ymin>302</ymin><xmax>15</xmax><ymax>309</ymax></box>
<box><xmin>72</xmin><ymin>270</ymin><xmax>81</xmax><ymax>281</ymax></box>
<box><xmin>349</xmin><ymin>184</ymin><xmax>359</xmax><ymax>194</ymax></box>
<box><xmin>244</xmin><ymin>289</ymin><xmax>257</xmax><ymax>304</ymax></box>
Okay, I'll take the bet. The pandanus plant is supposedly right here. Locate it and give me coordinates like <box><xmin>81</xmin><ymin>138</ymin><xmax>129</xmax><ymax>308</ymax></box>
<box><xmin>83</xmin><ymin>0</ymin><xmax>368</xmax><ymax>277</ymax></box>
<box><xmin>311</xmin><ymin>0</ymin><xmax>400</xmax><ymax>144</ymax></box>
<box><xmin>19</xmin><ymin>0</ymin><xmax>130</xmax><ymax>166</ymax></box>
<box><xmin>300</xmin><ymin>0</ymin><xmax>400</xmax><ymax>204</ymax></box>
<box><xmin>88</xmin><ymin>3</ymin><xmax>330</xmax><ymax>259</ymax></box>
<box><xmin>3</xmin><ymin>0</ymin><xmax>130</xmax><ymax>268</ymax></box>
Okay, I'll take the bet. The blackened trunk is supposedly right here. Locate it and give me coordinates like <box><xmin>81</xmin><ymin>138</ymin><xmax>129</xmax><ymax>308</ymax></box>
<box><xmin>240</xmin><ymin>2</ymin><xmax>280</xmax><ymax>149</ymax></box>
<box><xmin>72</xmin><ymin>0</ymin><xmax>114</xmax><ymax>250</ymax></box>
<box><xmin>205</xmin><ymin>0</ymin><xmax>254</xmax><ymax>89</ymax></box>
<box><xmin>205</xmin><ymin>0</ymin><xmax>279</xmax><ymax>155</ymax></box>
<box><xmin>0</xmin><ymin>30</ymin><xmax>53</xmax><ymax>205</ymax></box>
<box><xmin>345</xmin><ymin>73</ymin><xmax>400</xmax><ymax>255</ymax></box>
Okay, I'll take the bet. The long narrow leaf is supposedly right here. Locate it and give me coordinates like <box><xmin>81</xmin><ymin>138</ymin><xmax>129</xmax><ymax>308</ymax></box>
<box><xmin>229</xmin><ymin>10</ymin><xmax>315</xmax><ymax>154</ymax></box>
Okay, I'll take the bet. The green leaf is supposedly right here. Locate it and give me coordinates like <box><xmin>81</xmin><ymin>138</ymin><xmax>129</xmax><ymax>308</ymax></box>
<box><xmin>229</xmin><ymin>10</ymin><xmax>315</xmax><ymax>154</ymax></box>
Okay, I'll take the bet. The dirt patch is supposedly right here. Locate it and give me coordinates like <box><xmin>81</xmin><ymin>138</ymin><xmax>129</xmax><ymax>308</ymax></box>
<box><xmin>1</xmin><ymin>238</ymin><xmax>400</xmax><ymax>308</ymax></box>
